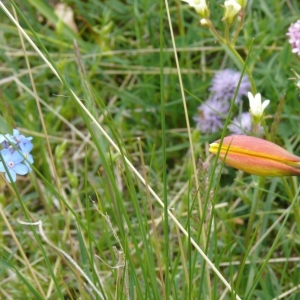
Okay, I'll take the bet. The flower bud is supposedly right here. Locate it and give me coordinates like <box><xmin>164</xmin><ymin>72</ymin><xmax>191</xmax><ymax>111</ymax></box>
<box><xmin>209</xmin><ymin>135</ymin><xmax>300</xmax><ymax>177</ymax></box>
<box><xmin>222</xmin><ymin>0</ymin><xmax>241</xmax><ymax>25</ymax></box>
<box><xmin>182</xmin><ymin>0</ymin><xmax>210</xmax><ymax>18</ymax></box>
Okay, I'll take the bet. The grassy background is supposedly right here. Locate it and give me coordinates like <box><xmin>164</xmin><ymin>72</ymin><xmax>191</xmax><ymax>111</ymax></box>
<box><xmin>1</xmin><ymin>0</ymin><xmax>300</xmax><ymax>299</ymax></box>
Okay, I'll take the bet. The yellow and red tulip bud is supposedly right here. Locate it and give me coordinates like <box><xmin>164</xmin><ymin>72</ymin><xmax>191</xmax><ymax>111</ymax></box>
<box><xmin>209</xmin><ymin>135</ymin><xmax>300</xmax><ymax>177</ymax></box>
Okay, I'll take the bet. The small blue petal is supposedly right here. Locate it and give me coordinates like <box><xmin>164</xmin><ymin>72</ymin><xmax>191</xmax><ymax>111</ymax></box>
<box><xmin>13</xmin><ymin>129</ymin><xmax>20</xmax><ymax>137</ymax></box>
<box><xmin>0</xmin><ymin>162</ymin><xmax>5</xmax><ymax>172</ymax></box>
<box><xmin>27</xmin><ymin>154</ymin><xmax>34</xmax><ymax>164</ymax></box>
<box><xmin>11</xmin><ymin>151</ymin><xmax>24</xmax><ymax>164</ymax></box>
<box><xmin>5</xmin><ymin>134</ymin><xmax>17</xmax><ymax>144</ymax></box>
<box><xmin>21</xmin><ymin>142</ymin><xmax>33</xmax><ymax>154</ymax></box>
<box><xmin>14</xmin><ymin>163</ymin><xmax>28</xmax><ymax>175</ymax></box>
<box><xmin>1</xmin><ymin>149</ymin><xmax>11</xmax><ymax>162</ymax></box>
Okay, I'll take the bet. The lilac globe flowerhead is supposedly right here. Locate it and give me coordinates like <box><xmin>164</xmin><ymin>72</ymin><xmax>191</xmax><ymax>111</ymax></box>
<box><xmin>209</xmin><ymin>69</ymin><xmax>250</xmax><ymax>103</ymax></box>
<box><xmin>194</xmin><ymin>96</ymin><xmax>230</xmax><ymax>134</ymax></box>
<box><xmin>228</xmin><ymin>112</ymin><xmax>252</xmax><ymax>135</ymax></box>
<box><xmin>287</xmin><ymin>20</ymin><xmax>300</xmax><ymax>55</ymax></box>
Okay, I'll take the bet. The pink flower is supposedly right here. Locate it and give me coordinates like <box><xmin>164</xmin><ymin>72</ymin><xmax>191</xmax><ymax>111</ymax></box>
<box><xmin>209</xmin><ymin>69</ymin><xmax>250</xmax><ymax>103</ymax></box>
<box><xmin>194</xmin><ymin>96</ymin><xmax>229</xmax><ymax>133</ymax></box>
<box><xmin>287</xmin><ymin>20</ymin><xmax>300</xmax><ymax>56</ymax></box>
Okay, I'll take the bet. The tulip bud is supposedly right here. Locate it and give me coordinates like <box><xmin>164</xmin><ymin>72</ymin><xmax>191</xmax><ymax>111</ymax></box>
<box><xmin>209</xmin><ymin>135</ymin><xmax>300</xmax><ymax>177</ymax></box>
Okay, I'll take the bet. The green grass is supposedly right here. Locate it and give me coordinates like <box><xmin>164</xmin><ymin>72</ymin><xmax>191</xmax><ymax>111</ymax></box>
<box><xmin>1</xmin><ymin>0</ymin><xmax>300</xmax><ymax>299</ymax></box>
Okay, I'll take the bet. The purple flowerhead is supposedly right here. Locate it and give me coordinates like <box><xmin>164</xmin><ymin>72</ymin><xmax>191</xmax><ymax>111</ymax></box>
<box><xmin>194</xmin><ymin>96</ymin><xmax>229</xmax><ymax>134</ymax></box>
<box><xmin>228</xmin><ymin>112</ymin><xmax>252</xmax><ymax>135</ymax></box>
<box><xmin>0</xmin><ymin>149</ymin><xmax>29</xmax><ymax>182</ymax></box>
<box><xmin>209</xmin><ymin>69</ymin><xmax>250</xmax><ymax>103</ymax></box>
<box><xmin>287</xmin><ymin>20</ymin><xmax>300</xmax><ymax>56</ymax></box>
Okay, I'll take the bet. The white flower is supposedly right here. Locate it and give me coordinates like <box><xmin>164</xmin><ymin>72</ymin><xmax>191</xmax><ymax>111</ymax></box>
<box><xmin>248</xmin><ymin>92</ymin><xmax>270</xmax><ymax>120</ymax></box>
<box><xmin>182</xmin><ymin>0</ymin><xmax>209</xmax><ymax>18</ymax></box>
<box><xmin>223</xmin><ymin>0</ymin><xmax>241</xmax><ymax>24</ymax></box>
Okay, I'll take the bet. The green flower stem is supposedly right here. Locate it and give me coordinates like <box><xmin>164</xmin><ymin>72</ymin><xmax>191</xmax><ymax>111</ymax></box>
<box><xmin>261</xmin><ymin>118</ymin><xmax>271</xmax><ymax>141</ymax></box>
<box><xmin>224</xmin><ymin>23</ymin><xmax>230</xmax><ymax>44</ymax></box>
<box><xmin>208</xmin><ymin>25</ymin><xmax>226</xmax><ymax>44</ymax></box>
<box><xmin>293</xmin><ymin>204</ymin><xmax>300</xmax><ymax>235</ymax></box>
<box><xmin>236</xmin><ymin>176</ymin><xmax>265</xmax><ymax>292</ymax></box>
<box><xmin>244</xmin><ymin>176</ymin><xmax>265</xmax><ymax>248</ymax></box>
<box><xmin>282</xmin><ymin>177</ymin><xmax>300</xmax><ymax>235</ymax></box>
<box><xmin>232</xmin><ymin>10</ymin><xmax>245</xmax><ymax>45</ymax></box>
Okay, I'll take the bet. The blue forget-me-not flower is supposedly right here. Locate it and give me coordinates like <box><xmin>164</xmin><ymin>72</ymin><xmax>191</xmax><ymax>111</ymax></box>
<box><xmin>0</xmin><ymin>129</ymin><xmax>34</xmax><ymax>182</ymax></box>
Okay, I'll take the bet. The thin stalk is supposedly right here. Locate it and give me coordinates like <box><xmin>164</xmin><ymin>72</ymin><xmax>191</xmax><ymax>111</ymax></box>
<box><xmin>224</xmin><ymin>23</ymin><xmax>231</xmax><ymax>44</ymax></box>
<box><xmin>282</xmin><ymin>177</ymin><xmax>300</xmax><ymax>235</ymax></box>
<box><xmin>235</xmin><ymin>176</ymin><xmax>265</xmax><ymax>293</ymax></box>
<box><xmin>245</xmin><ymin>177</ymin><xmax>265</xmax><ymax>248</ymax></box>
<box><xmin>165</xmin><ymin>0</ymin><xmax>211</xmax><ymax>296</ymax></box>
<box><xmin>232</xmin><ymin>10</ymin><xmax>245</xmax><ymax>45</ymax></box>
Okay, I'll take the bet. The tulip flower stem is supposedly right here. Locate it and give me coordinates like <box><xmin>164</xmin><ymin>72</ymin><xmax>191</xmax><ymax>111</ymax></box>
<box><xmin>293</xmin><ymin>204</ymin><xmax>300</xmax><ymax>235</ymax></box>
<box><xmin>282</xmin><ymin>177</ymin><xmax>300</xmax><ymax>235</ymax></box>
<box><xmin>244</xmin><ymin>177</ymin><xmax>265</xmax><ymax>250</ymax></box>
<box><xmin>236</xmin><ymin>176</ymin><xmax>265</xmax><ymax>292</ymax></box>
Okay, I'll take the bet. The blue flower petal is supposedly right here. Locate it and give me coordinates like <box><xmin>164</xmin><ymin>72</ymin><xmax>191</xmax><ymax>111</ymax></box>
<box><xmin>23</xmin><ymin>154</ymin><xmax>33</xmax><ymax>165</ymax></box>
<box><xmin>20</xmin><ymin>142</ymin><xmax>33</xmax><ymax>154</ymax></box>
<box><xmin>11</xmin><ymin>151</ymin><xmax>24</xmax><ymax>164</ymax></box>
<box><xmin>1</xmin><ymin>149</ymin><xmax>11</xmax><ymax>161</ymax></box>
<box><xmin>13</xmin><ymin>129</ymin><xmax>20</xmax><ymax>137</ymax></box>
<box><xmin>0</xmin><ymin>162</ymin><xmax>5</xmax><ymax>172</ymax></box>
<box><xmin>14</xmin><ymin>163</ymin><xmax>28</xmax><ymax>175</ymax></box>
